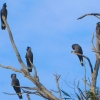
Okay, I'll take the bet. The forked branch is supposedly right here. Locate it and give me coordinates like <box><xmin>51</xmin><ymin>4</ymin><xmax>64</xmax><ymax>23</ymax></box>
<box><xmin>2</xmin><ymin>15</ymin><xmax>59</xmax><ymax>100</ymax></box>
<box><xmin>54</xmin><ymin>73</ymin><xmax>62</xmax><ymax>100</ymax></box>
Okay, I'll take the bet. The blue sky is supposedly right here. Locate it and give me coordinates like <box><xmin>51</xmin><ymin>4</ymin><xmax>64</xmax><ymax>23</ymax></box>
<box><xmin>0</xmin><ymin>0</ymin><xmax>100</xmax><ymax>100</ymax></box>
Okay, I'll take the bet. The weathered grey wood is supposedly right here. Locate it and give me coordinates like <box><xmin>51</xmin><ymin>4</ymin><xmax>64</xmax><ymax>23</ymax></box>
<box><xmin>1</xmin><ymin>16</ymin><xmax>59</xmax><ymax>100</ymax></box>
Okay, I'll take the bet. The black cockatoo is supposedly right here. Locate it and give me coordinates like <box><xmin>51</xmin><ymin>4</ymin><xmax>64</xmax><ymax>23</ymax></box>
<box><xmin>1</xmin><ymin>3</ymin><xmax>7</xmax><ymax>30</ymax></box>
<box><xmin>96</xmin><ymin>22</ymin><xmax>100</xmax><ymax>40</ymax></box>
<box><xmin>25</xmin><ymin>46</ymin><xmax>33</xmax><ymax>72</ymax></box>
<box><xmin>72</xmin><ymin>44</ymin><xmax>84</xmax><ymax>66</ymax></box>
<box><xmin>11</xmin><ymin>74</ymin><xmax>23</xmax><ymax>99</ymax></box>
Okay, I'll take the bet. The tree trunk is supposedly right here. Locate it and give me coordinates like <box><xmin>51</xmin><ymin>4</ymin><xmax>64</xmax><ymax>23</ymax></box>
<box><xmin>91</xmin><ymin>37</ymin><xmax>100</xmax><ymax>93</ymax></box>
<box><xmin>2</xmin><ymin>17</ymin><xmax>59</xmax><ymax>100</ymax></box>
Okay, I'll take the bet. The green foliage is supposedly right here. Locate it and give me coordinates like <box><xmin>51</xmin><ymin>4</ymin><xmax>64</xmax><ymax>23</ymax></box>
<box><xmin>61</xmin><ymin>87</ymin><xmax>100</xmax><ymax>100</ymax></box>
<box><xmin>86</xmin><ymin>90</ymin><xmax>99</xmax><ymax>100</ymax></box>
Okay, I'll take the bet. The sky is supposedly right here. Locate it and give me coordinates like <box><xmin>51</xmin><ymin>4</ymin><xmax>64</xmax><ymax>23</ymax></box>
<box><xmin>0</xmin><ymin>0</ymin><xmax>100</xmax><ymax>100</ymax></box>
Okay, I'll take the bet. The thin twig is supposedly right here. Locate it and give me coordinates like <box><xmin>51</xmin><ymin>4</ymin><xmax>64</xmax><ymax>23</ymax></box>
<box><xmin>3</xmin><ymin>92</ymin><xmax>23</xmax><ymax>95</ymax></box>
<box><xmin>88</xmin><ymin>77</ymin><xmax>91</xmax><ymax>85</ymax></box>
<box><xmin>71</xmin><ymin>52</ymin><xmax>93</xmax><ymax>74</ymax></box>
<box><xmin>26</xmin><ymin>94</ymin><xmax>31</xmax><ymax>100</ymax></box>
<box><xmin>0</xmin><ymin>64</ymin><xmax>22</xmax><ymax>73</ymax></box>
<box><xmin>61</xmin><ymin>78</ymin><xmax>74</xmax><ymax>90</ymax></box>
<box><xmin>83</xmin><ymin>64</ymin><xmax>87</xmax><ymax>97</ymax></box>
<box><xmin>15</xmin><ymin>86</ymin><xmax>37</xmax><ymax>90</ymax></box>
<box><xmin>2</xmin><ymin>91</ymin><xmax>38</xmax><ymax>95</ymax></box>
<box><xmin>74</xmin><ymin>77</ymin><xmax>78</xmax><ymax>93</ymax></box>
<box><xmin>82</xmin><ymin>78</ymin><xmax>90</xmax><ymax>87</ymax></box>
<box><xmin>77</xmin><ymin>13</ymin><xmax>100</xmax><ymax>20</ymax></box>
<box><xmin>94</xmin><ymin>15</ymin><xmax>100</xmax><ymax>19</ymax></box>
<box><xmin>2</xmin><ymin>12</ymin><xmax>59</xmax><ymax>100</ymax></box>
<box><xmin>50</xmin><ymin>89</ymin><xmax>59</xmax><ymax>93</ymax></box>
<box><xmin>92</xmin><ymin>33</ymin><xmax>96</xmax><ymax>51</ymax></box>
<box><xmin>54</xmin><ymin>73</ymin><xmax>62</xmax><ymax>100</ymax></box>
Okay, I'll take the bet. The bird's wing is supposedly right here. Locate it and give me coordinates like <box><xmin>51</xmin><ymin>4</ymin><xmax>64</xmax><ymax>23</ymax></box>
<box><xmin>0</xmin><ymin>10</ymin><xmax>1</xmax><ymax>17</ymax></box>
<box><xmin>16</xmin><ymin>79</ymin><xmax>20</xmax><ymax>86</ymax></box>
<box><xmin>0</xmin><ymin>9</ymin><xmax>2</xmax><ymax>19</ymax></box>
<box><xmin>5</xmin><ymin>9</ymin><xmax>7</xmax><ymax>18</ymax></box>
<box><xmin>31</xmin><ymin>52</ymin><xmax>33</xmax><ymax>63</ymax></box>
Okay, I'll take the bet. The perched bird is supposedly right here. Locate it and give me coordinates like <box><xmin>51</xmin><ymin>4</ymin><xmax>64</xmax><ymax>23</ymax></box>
<box><xmin>72</xmin><ymin>44</ymin><xmax>84</xmax><ymax>66</ymax></box>
<box><xmin>11</xmin><ymin>74</ymin><xmax>23</xmax><ymax>99</ymax></box>
<box><xmin>1</xmin><ymin>3</ymin><xmax>7</xmax><ymax>30</ymax></box>
<box><xmin>25</xmin><ymin>46</ymin><xmax>33</xmax><ymax>72</ymax></box>
<box><xmin>96</xmin><ymin>22</ymin><xmax>100</xmax><ymax>40</ymax></box>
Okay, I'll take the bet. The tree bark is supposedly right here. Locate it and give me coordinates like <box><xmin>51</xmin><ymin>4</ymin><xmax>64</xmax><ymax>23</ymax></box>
<box><xmin>2</xmin><ymin>16</ymin><xmax>59</xmax><ymax>100</ymax></box>
<box><xmin>77</xmin><ymin>14</ymin><xmax>100</xmax><ymax>93</ymax></box>
<box><xmin>91</xmin><ymin>39</ymin><xmax>100</xmax><ymax>93</ymax></box>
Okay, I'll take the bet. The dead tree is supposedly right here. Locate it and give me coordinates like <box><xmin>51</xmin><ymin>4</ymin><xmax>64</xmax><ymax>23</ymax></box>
<box><xmin>77</xmin><ymin>13</ymin><xmax>100</xmax><ymax>93</ymax></box>
<box><xmin>54</xmin><ymin>74</ymin><xmax>62</xmax><ymax>100</ymax></box>
<box><xmin>1</xmin><ymin>16</ymin><xmax>59</xmax><ymax>100</ymax></box>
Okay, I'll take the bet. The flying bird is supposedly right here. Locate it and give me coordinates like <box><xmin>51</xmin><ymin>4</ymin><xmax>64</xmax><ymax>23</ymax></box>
<box><xmin>1</xmin><ymin>3</ymin><xmax>7</xmax><ymax>30</ymax></box>
<box><xmin>25</xmin><ymin>46</ymin><xmax>33</xmax><ymax>72</ymax></box>
<box><xmin>72</xmin><ymin>44</ymin><xmax>84</xmax><ymax>66</ymax></box>
<box><xmin>11</xmin><ymin>74</ymin><xmax>23</xmax><ymax>99</ymax></box>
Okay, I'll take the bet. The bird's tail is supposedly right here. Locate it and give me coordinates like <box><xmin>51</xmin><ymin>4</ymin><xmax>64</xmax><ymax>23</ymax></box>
<box><xmin>78</xmin><ymin>56</ymin><xmax>84</xmax><ymax>66</ymax></box>
<box><xmin>80</xmin><ymin>61</ymin><xmax>84</xmax><ymax>66</ymax></box>
<box><xmin>1</xmin><ymin>23</ymin><xmax>6</xmax><ymax>30</ymax></box>
<box><xmin>18</xmin><ymin>93</ymin><xmax>23</xmax><ymax>99</ymax></box>
<box><xmin>28</xmin><ymin>66</ymin><xmax>32</xmax><ymax>72</ymax></box>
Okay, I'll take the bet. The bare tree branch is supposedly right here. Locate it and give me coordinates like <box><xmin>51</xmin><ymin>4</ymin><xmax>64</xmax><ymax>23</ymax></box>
<box><xmin>3</xmin><ymin>91</ymin><xmax>39</xmax><ymax>95</ymax></box>
<box><xmin>71</xmin><ymin>52</ymin><xmax>93</xmax><ymax>74</ymax></box>
<box><xmin>15</xmin><ymin>86</ymin><xmax>37</xmax><ymax>90</ymax></box>
<box><xmin>26</xmin><ymin>94</ymin><xmax>31</xmax><ymax>100</ymax></box>
<box><xmin>90</xmin><ymin>31</ymin><xmax>100</xmax><ymax>93</ymax></box>
<box><xmin>77</xmin><ymin>12</ymin><xmax>100</xmax><ymax>93</ymax></box>
<box><xmin>3</xmin><ymin>89</ymin><xmax>45</xmax><ymax>99</ymax></box>
<box><xmin>82</xmin><ymin>78</ymin><xmax>90</xmax><ymax>87</ymax></box>
<box><xmin>88</xmin><ymin>77</ymin><xmax>91</xmax><ymax>85</ymax></box>
<box><xmin>3</xmin><ymin>92</ymin><xmax>23</xmax><ymax>95</ymax></box>
<box><xmin>73</xmin><ymin>77</ymin><xmax>79</xmax><ymax>93</ymax></box>
<box><xmin>83</xmin><ymin>65</ymin><xmax>87</xmax><ymax>96</ymax></box>
<box><xmin>61</xmin><ymin>77</ymin><xmax>75</xmax><ymax>90</ymax></box>
<box><xmin>94</xmin><ymin>15</ymin><xmax>100</xmax><ymax>19</ymax></box>
<box><xmin>54</xmin><ymin>73</ymin><xmax>62</xmax><ymax>100</ymax></box>
<box><xmin>22</xmin><ymin>89</ymin><xmax>43</xmax><ymax>100</ymax></box>
<box><xmin>2</xmin><ymin>15</ymin><xmax>59</xmax><ymax>100</ymax></box>
<box><xmin>77</xmin><ymin>13</ymin><xmax>100</xmax><ymax>20</ymax></box>
<box><xmin>0</xmin><ymin>64</ymin><xmax>22</xmax><ymax>73</ymax></box>
<box><xmin>2</xmin><ymin>17</ymin><xmax>28</xmax><ymax>72</ymax></box>
<box><xmin>77</xmin><ymin>87</ymin><xmax>86</xmax><ymax>100</ymax></box>
<box><xmin>92</xmin><ymin>33</ymin><xmax>96</xmax><ymax>51</ymax></box>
